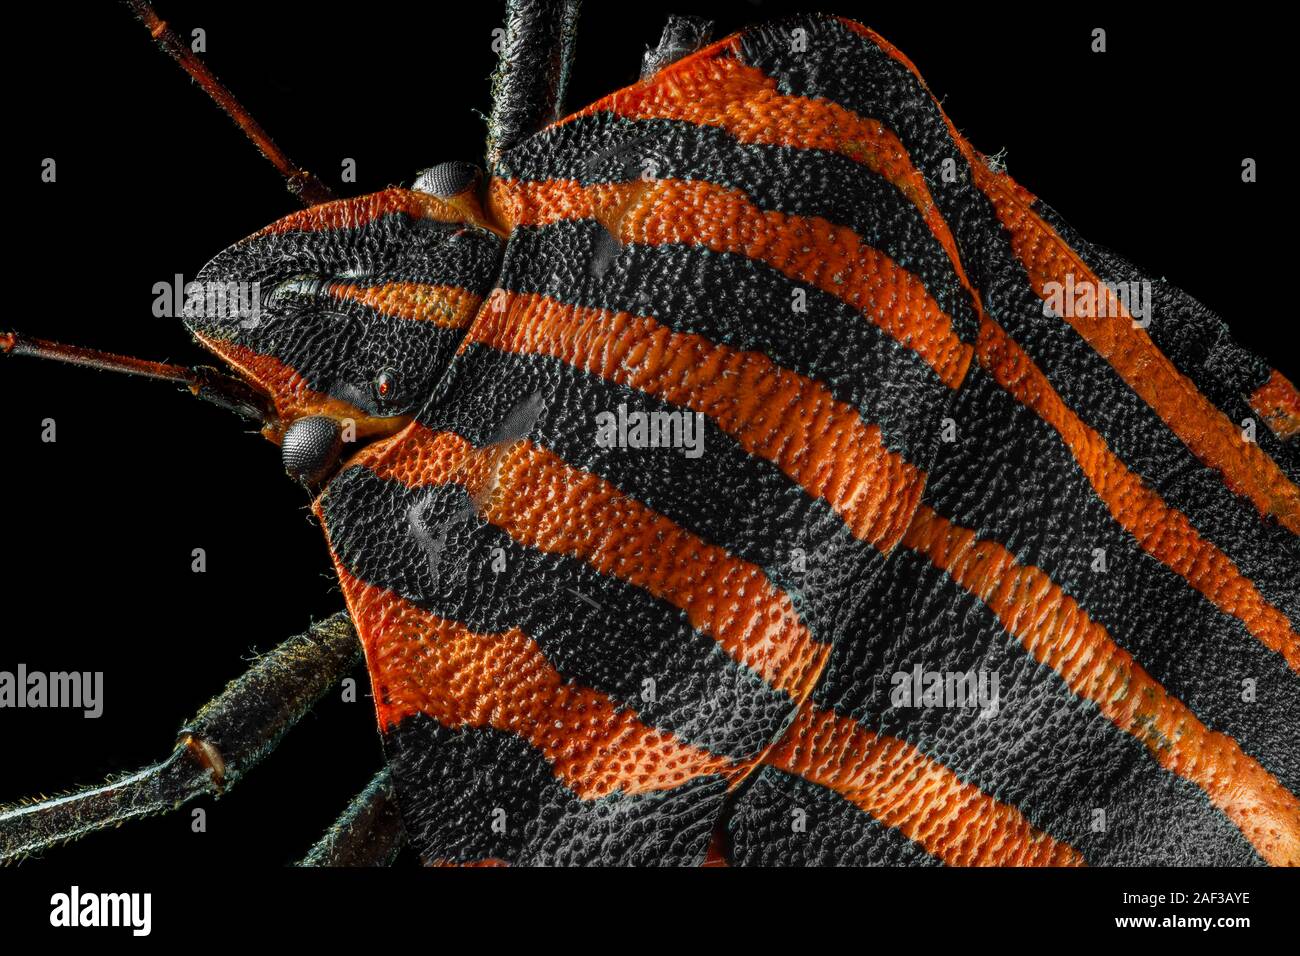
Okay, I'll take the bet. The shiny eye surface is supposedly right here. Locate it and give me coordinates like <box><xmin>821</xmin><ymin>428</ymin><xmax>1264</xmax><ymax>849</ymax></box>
<box><xmin>374</xmin><ymin>368</ymin><xmax>399</xmax><ymax>404</ymax></box>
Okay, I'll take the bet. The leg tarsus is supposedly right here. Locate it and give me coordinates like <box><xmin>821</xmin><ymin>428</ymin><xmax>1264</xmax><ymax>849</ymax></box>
<box><xmin>298</xmin><ymin>768</ymin><xmax>406</xmax><ymax>867</ymax></box>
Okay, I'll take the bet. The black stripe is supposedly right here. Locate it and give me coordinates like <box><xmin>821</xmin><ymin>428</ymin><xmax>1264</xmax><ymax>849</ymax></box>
<box><xmin>496</xmin><ymin>219</ymin><xmax>953</xmax><ymax>466</ymax></box>
<box><xmin>926</xmin><ymin>363</ymin><xmax>1300</xmax><ymax>798</ymax></box>
<box><xmin>321</xmin><ymin>464</ymin><xmax>795</xmax><ymax>761</ymax></box>
<box><xmin>424</xmin><ymin>343</ymin><xmax>889</xmax><ymax>650</ymax></box>
<box><xmin>726</xmin><ymin>766</ymin><xmax>941</xmax><ymax>866</ymax></box>
<box><xmin>1033</xmin><ymin>195</ymin><xmax>1300</xmax><ymax>515</ymax></box>
<box><xmin>386</xmin><ymin>714</ymin><xmax>726</xmax><ymax>865</ymax></box>
<box><xmin>1030</xmin><ymin>199</ymin><xmax>1275</xmax><ymax>417</ymax></box>
<box><xmin>738</xmin><ymin>15</ymin><xmax>1300</xmax><ymax>624</ymax></box>
<box><xmin>193</xmin><ymin>215</ymin><xmax>501</xmax><ymax>329</ymax></box>
<box><xmin>739</xmin><ymin>14</ymin><xmax>1300</xmax><ymax>780</ymax></box>
<box><xmin>499</xmin><ymin>112</ymin><xmax>979</xmax><ymax>342</ymax></box>
<box><xmin>813</xmin><ymin>547</ymin><xmax>1264</xmax><ymax>865</ymax></box>
<box><xmin>984</xmin><ymin>268</ymin><xmax>1300</xmax><ymax>630</ymax></box>
<box><xmin>189</xmin><ymin>215</ymin><xmax>501</xmax><ymax>414</ymax></box>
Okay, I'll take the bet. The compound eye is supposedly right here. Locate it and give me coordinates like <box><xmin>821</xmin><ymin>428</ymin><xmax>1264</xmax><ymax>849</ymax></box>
<box><xmin>411</xmin><ymin>161</ymin><xmax>480</xmax><ymax>199</ymax></box>
<box><xmin>281</xmin><ymin>415</ymin><xmax>343</xmax><ymax>485</ymax></box>
<box><xmin>374</xmin><ymin>367</ymin><xmax>399</xmax><ymax>406</ymax></box>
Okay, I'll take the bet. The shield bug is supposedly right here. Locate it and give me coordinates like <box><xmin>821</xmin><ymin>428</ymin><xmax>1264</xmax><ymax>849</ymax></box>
<box><xmin>3</xmin><ymin>2</ymin><xmax>1298</xmax><ymax>868</ymax></box>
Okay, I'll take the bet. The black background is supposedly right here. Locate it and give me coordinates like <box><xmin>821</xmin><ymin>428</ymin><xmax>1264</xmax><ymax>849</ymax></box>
<box><xmin>0</xmin><ymin>0</ymin><xmax>1290</xmax><ymax>894</ymax></box>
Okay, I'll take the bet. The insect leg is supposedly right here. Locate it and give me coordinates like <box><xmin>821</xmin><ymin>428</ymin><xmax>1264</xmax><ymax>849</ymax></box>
<box><xmin>297</xmin><ymin>768</ymin><xmax>406</xmax><ymax>867</ymax></box>
<box><xmin>0</xmin><ymin>612</ymin><xmax>361</xmax><ymax>861</ymax></box>
<box><xmin>486</xmin><ymin>0</ymin><xmax>581</xmax><ymax>167</ymax></box>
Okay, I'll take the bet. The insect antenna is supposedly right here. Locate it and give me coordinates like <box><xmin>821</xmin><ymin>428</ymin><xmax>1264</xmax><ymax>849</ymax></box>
<box><xmin>122</xmin><ymin>0</ymin><xmax>335</xmax><ymax>207</ymax></box>
<box><xmin>1</xmin><ymin>331</ymin><xmax>274</xmax><ymax>425</ymax></box>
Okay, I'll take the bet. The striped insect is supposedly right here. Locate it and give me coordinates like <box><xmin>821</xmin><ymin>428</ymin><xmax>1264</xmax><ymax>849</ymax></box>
<box><xmin>2</xmin><ymin>2</ymin><xmax>1297</xmax><ymax>866</ymax></box>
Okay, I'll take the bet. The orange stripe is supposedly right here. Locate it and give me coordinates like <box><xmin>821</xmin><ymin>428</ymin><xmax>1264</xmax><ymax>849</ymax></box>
<box><xmin>192</xmin><ymin>334</ymin><xmax>324</xmax><ymax>421</ymax></box>
<box><xmin>254</xmin><ymin>187</ymin><xmax>466</xmax><ymax>236</ymax></box>
<box><xmin>903</xmin><ymin>504</ymin><xmax>1300</xmax><ymax>866</ymax></box>
<box><xmin>351</xmin><ymin>423</ymin><xmax>828</xmax><ymax>699</ymax></box>
<box><xmin>678</xmin><ymin>20</ymin><xmax>1297</xmax><ymax>655</ymax></box>
<box><xmin>766</xmin><ymin>705</ymin><xmax>1084</xmax><ymax>866</ymax></box>
<box><xmin>975</xmin><ymin>318</ymin><xmax>1300</xmax><ymax>675</ymax></box>
<box><xmin>976</xmin><ymin>174</ymin><xmax>1300</xmax><ymax>535</ymax></box>
<box><xmin>825</xmin><ymin>22</ymin><xmax>1300</xmax><ymax>678</ymax></box>
<box><xmin>566</xmin><ymin>45</ymin><xmax>957</xmax><ymax>252</ymax></box>
<box><xmin>1250</xmin><ymin>369</ymin><xmax>1300</xmax><ymax>440</ymax></box>
<box><xmin>556</xmin><ymin>33</ymin><xmax>987</xmax><ymax>365</ymax></box>
<box><xmin>335</xmin><ymin>568</ymin><xmax>738</xmax><ymax>799</ymax></box>
<box><xmin>324</xmin><ymin>281</ymin><xmax>482</xmax><ymax>328</ymax></box>
<box><xmin>464</xmin><ymin>290</ymin><xmax>926</xmax><ymax>553</ymax></box>
<box><xmin>829</xmin><ymin>15</ymin><xmax>1300</xmax><ymax>534</ymax></box>
<box><xmin>489</xmin><ymin>177</ymin><xmax>972</xmax><ymax>390</ymax></box>
<box><xmin>189</xmin><ymin>336</ymin><xmax>408</xmax><ymax>442</ymax></box>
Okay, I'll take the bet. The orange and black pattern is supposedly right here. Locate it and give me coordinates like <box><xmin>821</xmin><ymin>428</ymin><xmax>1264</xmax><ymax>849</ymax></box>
<box><xmin>294</xmin><ymin>15</ymin><xmax>1295</xmax><ymax>864</ymax></box>
<box><xmin>187</xmin><ymin>188</ymin><xmax>504</xmax><ymax>431</ymax></box>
